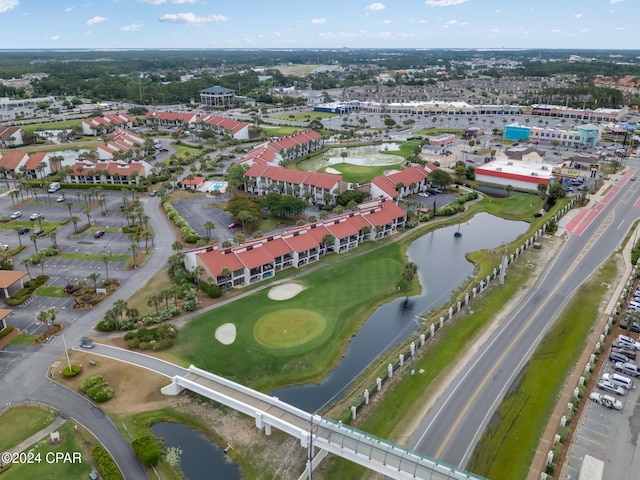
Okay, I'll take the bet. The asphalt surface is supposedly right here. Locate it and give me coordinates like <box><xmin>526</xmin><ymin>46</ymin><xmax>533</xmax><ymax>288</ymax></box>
<box><xmin>0</xmin><ymin>193</ymin><xmax>176</xmax><ymax>480</ymax></box>
<box><xmin>409</xmin><ymin>160</ymin><xmax>640</xmax><ymax>471</ymax></box>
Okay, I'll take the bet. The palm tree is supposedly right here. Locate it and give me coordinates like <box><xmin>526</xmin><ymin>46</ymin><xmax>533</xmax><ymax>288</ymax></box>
<box><xmin>130</xmin><ymin>242</ymin><xmax>139</xmax><ymax>262</ymax></box>
<box><xmin>20</xmin><ymin>257</ymin><xmax>31</xmax><ymax>279</ymax></box>
<box><xmin>49</xmin><ymin>231</ymin><xmax>57</xmax><ymax>249</ymax></box>
<box><xmin>236</xmin><ymin>210</ymin><xmax>253</xmax><ymax>233</ymax></box>
<box><xmin>65</xmin><ymin>201</ymin><xmax>73</xmax><ymax>217</ymax></box>
<box><xmin>70</xmin><ymin>216</ymin><xmax>79</xmax><ymax>233</ymax></box>
<box><xmin>30</xmin><ymin>233</ymin><xmax>39</xmax><ymax>252</ymax></box>
<box><xmin>204</xmin><ymin>221</ymin><xmax>215</xmax><ymax>240</ymax></box>
<box><xmin>102</xmin><ymin>253</ymin><xmax>112</xmax><ymax>281</ymax></box>
<box><xmin>14</xmin><ymin>227</ymin><xmax>23</xmax><ymax>247</ymax></box>
<box><xmin>83</xmin><ymin>207</ymin><xmax>92</xmax><ymax>225</ymax></box>
<box><xmin>193</xmin><ymin>265</ymin><xmax>204</xmax><ymax>286</ymax></box>
<box><xmin>172</xmin><ymin>240</ymin><xmax>183</xmax><ymax>253</ymax></box>
<box><xmin>87</xmin><ymin>272</ymin><xmax>101</xmax><ymax>289</ymax></box>
<box><xmin>37</xmin><ymin>309</ymin><xmax>51</xmax><ymax>328</ymax></box>
<box><xmin>147</xmin><ymin>294</ymin><xmax>161</xmax><ymax>315</ymax></box>
<box><xmin>142</xmin><ymin>230</ymin><xmax>152</xmax><ymax>250</ymax></box>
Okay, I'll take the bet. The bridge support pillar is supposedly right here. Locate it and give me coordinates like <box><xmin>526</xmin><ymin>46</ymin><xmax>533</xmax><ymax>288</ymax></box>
<box><xmin>298</xmin><ymin>449</ymin><xmax>328</xmax><ymax>480</ymax></box>
<box><xmin>160</xmin><ymin>377</ymin><xmax>184</xmax><ymax>396</ymax></box>
<box><xmin>264</xmin><ymin>424</ymin><xmax>271</xmax><ymax>436</ymax></box>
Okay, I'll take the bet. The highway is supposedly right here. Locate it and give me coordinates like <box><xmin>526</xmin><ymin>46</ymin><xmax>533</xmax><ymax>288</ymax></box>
<box><xmin>409</xmin><ymin>162</ymin><xmax>640</xmax><ymax>469</ymax></box>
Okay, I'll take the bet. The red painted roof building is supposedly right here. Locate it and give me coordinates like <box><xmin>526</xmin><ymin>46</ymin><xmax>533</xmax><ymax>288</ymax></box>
<box><xmin>185</xmin><ymin>198</ymin><xmax>407</xmax><ymax>290</ymax></box>
<box><xmin>237</xmin><ymin>129</ymin><xmax>324</xmax><ymax>167</ymax></box>
<box><xmin>370</xmin><ymin>165</ymin><xmax>439</xmax><ymax>201</ymax></box>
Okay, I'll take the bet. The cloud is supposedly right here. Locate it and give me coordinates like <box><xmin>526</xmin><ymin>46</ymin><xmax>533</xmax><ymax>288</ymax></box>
<box><xmin>378</xmin><ymin>19</ymin><xmax>391</xmax><ymax>24</ymax></box>
<box><xmin>158</xmin><ymin>12</ymin><xmax>228</xmax><ymax>26</ymax></box>
<box><xmin>136</xmin><ymin>0</ymin><xmax>197</xmax><ymax>4</ymax></box>
<box><xmin>0</xmin><ymin>0</ymin><xmax>19</xmax><ymax>14</ymax></box>
<box><xmin>580</xmin><ymin>28</ymin><xmax>589</xmax><ymax>33</ymax></box>
<box><xmin>572</xmin><ymin>13</ymin><xmax>583</xmax><ymax>18</ymax></box>
<box><xmin>615</xmin><ymin>26</ymin><xmax>625</xmax><ymax>30</ymax></box>
<box><xmin>426</xmin><ymin>0</ymin><xmax>469</xmax><ymax>6</ymax></box>
<box><xmin>494</xmin><ymin>9</ymin><xmax>501</xmax><ymax>13</ymax></box>
<box><xmin>65</xmin><ymin>6</ymin><xmax>75</xmax><ymax>12</ymax></box>
<box><xmin>50</xmin><ymin>35</ymin><xmax>59</xmax><ymax>41</ymax></box>
<box><xmin>365</xmin><ymin>3</ymin><xmax>385</xmax><ymax>11</ymax></box>
<box><xmin>311</xmin><ymin>18</ymin><xmax>325</xmax><ymax>25</ymax></box>
<box><xmin>86</xmin><ymin>16</ymin><xmax>108</xmax><ymax>25</ymax></box>
<box><xmin>122</xmin><ymin>22</ymin><xmax>144</xmax><ymax>31</ymax></box>
<box><xmin>551</xmin><ymin>29</ymin><xmax>561</xmax><ymax>33</ymax></box>
<box><xmin>272</xmin><ymin>31</ymin><xmax>281</xmax><ymax>37</ymax></box>
<box><xmin>609</xmin><ymin>0</ymin><xmax>625</xmax><ymax>4</ymax></box>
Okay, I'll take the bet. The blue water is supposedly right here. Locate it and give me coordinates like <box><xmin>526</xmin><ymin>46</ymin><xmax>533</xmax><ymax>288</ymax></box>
<box><xmin>151</xmin><ymin>422</ymin><xmax>240</xmax><ymax>480</ymax></box>
<box><xmin>271</xmin><ymin>213</ymin><xmax>529</xmax><ymax>412</ymax></box>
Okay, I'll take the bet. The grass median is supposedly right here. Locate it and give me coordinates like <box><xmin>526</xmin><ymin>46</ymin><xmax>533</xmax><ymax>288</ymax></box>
<box><xmin>466</xmin><ymin>255</ymin><xmax>619</xmax><ymax>479</ymax></box>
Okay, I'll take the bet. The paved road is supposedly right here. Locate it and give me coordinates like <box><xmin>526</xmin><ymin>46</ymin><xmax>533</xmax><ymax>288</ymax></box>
<box><xmin>0</xmin><ymin>194</ymin><xmax>176</xmax><ymax>480</ymax></box>
<box><xmin>409</xmin><ymin>163</ymin><xmax>640</xmax><ymax>470</ymax></box>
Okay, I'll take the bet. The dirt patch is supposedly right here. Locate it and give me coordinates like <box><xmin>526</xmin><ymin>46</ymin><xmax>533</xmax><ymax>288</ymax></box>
<box><xmin>53</xmin><ymin>352</ymin><xmax>308</xmax><ymax>479</ymax></box>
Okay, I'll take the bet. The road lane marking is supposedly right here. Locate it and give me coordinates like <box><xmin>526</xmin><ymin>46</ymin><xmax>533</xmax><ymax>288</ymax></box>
<box><xmin>433</xmin><ymin>208</ymin><xmax>618</xmax><ymax>460</ymax></box>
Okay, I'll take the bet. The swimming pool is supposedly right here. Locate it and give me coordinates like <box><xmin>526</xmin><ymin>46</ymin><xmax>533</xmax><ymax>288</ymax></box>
<box><xmin>203</xmin><ymin>181</ymin><xmax>227</xmax><ymax>193</ymax></box>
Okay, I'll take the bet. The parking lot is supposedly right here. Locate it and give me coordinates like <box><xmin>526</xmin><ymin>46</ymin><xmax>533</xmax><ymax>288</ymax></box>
<box><xmin>564</xmin><ymin>336</ymin><xmax>640</xmax><ymax>479</ymax></box>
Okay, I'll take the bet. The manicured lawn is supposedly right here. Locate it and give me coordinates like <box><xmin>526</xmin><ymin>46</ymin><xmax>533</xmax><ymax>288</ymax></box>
<box><xmin>20</xmin><ymin>120</ymin><xmax>81</xmax><ymax>132</ymax></box>
<box><xmin>10</xmin><ymin>333</ymin><xmax>38</xmax><ymax>345</ymax></box>
<box><xmin>467</xmin><ymin>257</ymin><xmax>619</xmax><ymax>479</ymax></box>
<box><xmin>253</xmin><ymin>308</ymin><xmax>326</xmax><ymax>348</ymax></box>
<box><xmin>174</xmin><ymin>244</ymin><xmax>408</xmax><ymax>391</ymax></box>
<box><xmin>480</xmin><ymin>193</ymin><xmax>544</xmax><ymax>221</ymax></box>
<box><xmin>0</xmin><ymin>404</ymin><xmax>58</xmax><ymax>452</ymax></box>
<box><xmin>321</xmin><ymin>163</ymin><xmax>396</xmax><ymax>183</ymax></box>
<box><xmin>259</xmin><ymin>125</ymin><xmax>306</xmax><ymax>137</ymax></box>
<box><xmin>36</xmin><ymin>286</ymin><xmax>67</xmax><ymax>297</ymax></box>
<box><xmin>1</xmin><ymin>421</ymin><xmax>93</xmax><ymax>480</ymax></box>
<box><xmin>380</xmin><ymin>139</ymin><xmax>421</xmax><ymax>159</ymax></box>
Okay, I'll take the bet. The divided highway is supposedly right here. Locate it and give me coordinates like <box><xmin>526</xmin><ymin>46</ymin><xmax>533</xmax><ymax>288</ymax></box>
<box><xmin>409</xmin><ymin>164</ymin><xmax>640</xmax><ymax>469</ymax></box>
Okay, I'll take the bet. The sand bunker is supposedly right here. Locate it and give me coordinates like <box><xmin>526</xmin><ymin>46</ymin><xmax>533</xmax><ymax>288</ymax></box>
<box><xmin>325</xmin><ymin>167</ymin><xmax>341</xmax><ymax>175</ymax></box>
<box><xmin>215</xmin><ymin>323</ymin><xmax>236</xmax><ymax>345</ymax></box>
<box><xmin>268</xmin><ymin>283</ymin><xmax>304</xmax><ymax>301</ymax></box>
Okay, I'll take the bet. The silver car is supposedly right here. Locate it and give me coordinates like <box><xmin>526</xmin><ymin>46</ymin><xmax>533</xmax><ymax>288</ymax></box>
<box><xmin>589</xmin><ymin>392</ymin><xmax>623</xmax><ymax>410</ymax></box>
<box><xmin>597</xmin><ymin>378</ymin><xmax>625</xmax><ymax>396</ymax></box>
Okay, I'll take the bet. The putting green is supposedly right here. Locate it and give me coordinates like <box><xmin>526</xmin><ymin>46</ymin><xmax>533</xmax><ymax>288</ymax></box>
<box><xmin>254</xmin><ymin>309</ymin><xmax>326</xmax><ymax>349</ymax></box>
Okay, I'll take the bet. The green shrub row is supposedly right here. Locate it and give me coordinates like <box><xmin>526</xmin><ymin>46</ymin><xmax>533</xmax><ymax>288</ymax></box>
<box><xmin>0</xmin><ymin>325</ymin><xmax>15</xmax><ymax>339</ymax></box>
<box><xmin>163</xmin><ymin>201</ymin><xmax>201</xmax><ymax>244</ymax></box>
<box><xmin>140</xmin><ymin>305</ymin><xmax>180</xmax><ymax>326</ymax></box>
<box><xmin>5</xmin><ymin>275</ymin><xmax>49</xmax><ymax>305</ymax></box>
<box><xmin>200</xmin><ymin>280</ymin><xmax>222</xmax><ymax>298</ymax></box>
<box><xmin>91</xmin><ymin>446</ymin><xmax>124</xmax><ymax>480</ymax></box>
<box><xmin>123</xmin><ymin>323</ymin><xmax>177</xmax><ymax>351</ymax></box>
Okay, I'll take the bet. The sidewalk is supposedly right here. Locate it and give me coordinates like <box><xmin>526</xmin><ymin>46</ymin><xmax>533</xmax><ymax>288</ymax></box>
<box><xmin>527</xmin><ymin>172</ymin><xmax>633</xmax><ymax>480</ymax></box>
<box><xmin>3</xmin><ymin>415</ymin><xmax>66</xmax><ymax>458</ymax></box>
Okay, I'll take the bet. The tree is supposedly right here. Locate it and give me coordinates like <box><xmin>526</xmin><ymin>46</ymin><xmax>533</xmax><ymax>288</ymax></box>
<box><xmin>20</xmin><ymin>258</ymin><xmax>31</xmax><ymax>279</ymax></box>
<box><xmin>87</xmin><ymin>272</ymin><xmax>101</xmax><ymax>289</ymax></box>
<box><xmin>428</xmin><ymin>169</ymin><xmax>453</xmax><ymax>189</ymax></box>
<box><xmin>102</xmin><ymin>253</ymin><xmax>112</xmax><ymax>281</ymax></box>
<box><xmin>30</xmin><ymin>233</ymin><xmax>39</xmax><ymax>252</ymax></box>
<box><xmin>402</xmin><ymin>262</ymin><xmax>418</xmax><ymax>288</ymax></box>
<box><xmin>537</xmin><ymin>183</ymin><xmax>548</xmax><ymax>197</ymax></box>
<box><xmin>147</xmin><ymin>294</ymin><xmax>161</xmax><ymax>315</ymax></box>
<box><xmin>204</xmin><ymin>221</ymin><xmax>215</xmax><ymax>241</ymax></box>
<box><xmin>505</xmin><ymin>184</ymin><xmax>514</xmax><ymax>196</ymax></box>
<box><xmin>37</xmin><ymin>309</ymin><xmax>51</xmax><ymax>328</ymax></box>
<box><xmin>236</xmin><ymin>210</ymin><xmax>253</xmax><ymax>233</ymax></box>
<box><xmin>172</xmin><ymin>240</ymin><xmax>183</xmax><ymax>253</ymax></box>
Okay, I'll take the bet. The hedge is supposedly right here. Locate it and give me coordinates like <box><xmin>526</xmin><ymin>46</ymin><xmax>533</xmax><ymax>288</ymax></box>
<box><xmin>80</xmin><ymin>375</ymin><xmax>114</xmax><ymax>403</ymax></box>
<box><xmin>162</xmin><ymin>200</ymin><xmax>201</xmax><ymax>244</ymax></box>
<box><xmin>5</xmin><ymin>275</ymin><xmax>49</xmax><ymax>305</ymax></box>
<box><xmin>132</xmin><ymin>435</ymin><xmax>161</xmax><ymax>467</ymax></box>
<box><xmin>0</xmin><ymin>325</ymin><xmax>15</xmax><ymax>339</ymax></box>
<box><xmin>91</xmin><ymin>446</ymin><xmax>124</xmax><ymax>480</ymax></box>
<box><xmin>62</xmin><ymin>364</ymin><xmax>81</xmax><ymax>378</ymax></box>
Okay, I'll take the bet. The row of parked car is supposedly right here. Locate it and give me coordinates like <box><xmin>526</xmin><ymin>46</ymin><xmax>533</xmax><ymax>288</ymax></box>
<box><xmin>595</xmin><ymin>334</ymin><xmax>640</xmax><ymax>409</ymax></box>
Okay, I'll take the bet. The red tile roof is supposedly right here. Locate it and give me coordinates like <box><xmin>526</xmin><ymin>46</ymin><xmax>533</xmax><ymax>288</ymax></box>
<box><xmin>262</xmin><ymin>237</ymin><xmax>293</xmax><ymax>258</ymax></box>
<box><xmin>182</xmin><ymin>176</ymin><xmax>205</xmax><ymax>186</ymax></box>
<box><xmin>24</xmin><ymin>151</ymin><xmax>48</xmax><ymax>170</ymax></box>
<box><xmin>0</xmin><ymin>150</ymin><xmax>28</xmax><ymax>170</ymax></box>
<box><xmin>326</xmin><ymin>219</ymin><xmax>359</xmax><ymax>239</ymax></box>
<box><xmin>199</xmin><ymin>249</ymin><xmax>244</xmax><ymax>276</ymax></box>
<box><xmin>284</xmin><ymin>232</ymin><xmax>319</xmax><ymax>253</ymax></box>
<box><xmin>236</xmin><ymin>246</ymin><xmax>275</xmax><ymax>269</ymax></box>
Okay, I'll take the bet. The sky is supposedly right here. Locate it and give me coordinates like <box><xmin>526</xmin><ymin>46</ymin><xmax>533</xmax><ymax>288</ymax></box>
<box><xmin>0</xmin><ymin>0</ymin><xmax>638</xmax><ymax>50</ymax></box>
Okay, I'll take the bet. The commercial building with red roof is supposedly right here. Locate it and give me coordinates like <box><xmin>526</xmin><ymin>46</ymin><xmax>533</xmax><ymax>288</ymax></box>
<box><xmin>474</xmin><ymin>159</ymin><xmax>555</xmax><ymax>192</ymax></box>
<box><xmin>244</xmin><ymin>163</ymin><xmax>345</xmax><ymax>205</ymax></box>
<box><xmin>184</xmin><ymin>198</ymin><xmax>406</xmax><ymax>290</ymax></box>
<box><xmin>370</xmin><ymin>165</ymin><xmax>439</xmax><ymax>201</ymax></box>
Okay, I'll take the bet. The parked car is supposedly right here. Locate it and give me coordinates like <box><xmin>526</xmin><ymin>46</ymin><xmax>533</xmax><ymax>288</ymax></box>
<box><xmin>56</xmin><ymin>195</ymin><xmax>65</xmax><ymax>203</ymax></box>
<box><xmin>589</xmin><ymin>392</ymin><xmax>623</xmax><ymax>410</ymax></box>
<box><xmin>29</xmin><ymin>213</ymin><xmax>41</xmax><ymax>221</ymax></box>
<box><xmin>612</xmin><ymin>346</ymin><xmax>636</xmax><ymax>360</ymax></box>
<box><xmin>602</xmin><ymin>372</ymin><xmax>634</xmax><ymax>390</ymax></box>
<box><xmin>18</xmin><ymin>227</ymin><xmax>30</xmax><ymax>235</ymax></box>
<box><xmin>150</xmin><ymin>190</ymin><xmax>158</xmax><ymax>197</ymax></box>
<box><xmin>620</xmin><ymin>317</ymin><xmax>640</xmax><ymax>333</ymax></box>
<box><xmin>418</xmin><ymin>192</ymin><xmax>429</xmax><ymax>198</ymax></box>
<box><xmin>159</xmin><ymin>148</ymin><xmax>169</xmax><ymax>152</ymax></box>
<box><xmin>93</xmin><ymin>230</ymin><xmax>105</xmax><ymax>239</ymax></box>
<box><xmin>9</xmin><ymin>211</ymin><xmax>21</xmax><ymax>220</ymax></box>
<box><xmin>33</xmin><ymin>228</ymin><xmax>44</xmax><ymax>236</ymax></box>
<box><xmin>597</xmin><ymin>378</ymin><xmax>625</xmax><ymax>396</ymax></box>
<box><xmin>227</xmin><ymin>222</ymin><xmax>241</xmax><ymax>229</ymax></box>
<box><xmin>609</xmin><ymin>350</ymin><xmax>630</xmax><ymax>364</ymax></box>
<box><xmin>614</xmin><ymin>361</ymin><xmax>640</xmax><ymax>377</ymax></box>
<box><xmin>616</xmin><ymin>334</ymin><xmax>640</xmax><ymax>350</ymax></box>
<box><xmin>0</xmin><ymin>244</ymin><xmax>9</xmax><ymax>251</ymax></box>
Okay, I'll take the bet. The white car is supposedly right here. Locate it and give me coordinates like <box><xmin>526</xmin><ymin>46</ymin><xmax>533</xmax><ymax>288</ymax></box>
<box><xmin>56</xmin><ymin>195</ymin><xmax>66</xmax><ymax>203</ymax></box>
<box><xmin>589</xmin><ymin>392</ymin><xmax>623</xmax><ymax>410</ymax></box>
<box><xmin>0</xmin><ymin>244</ymin><xmax>9</xmax><ymax>251</ymax></box>
<box><xmin>418</xmin><ymin>192</ymin><xmax>430</xmax><ymax>198</ymax></box>
<box><xmin>9</xmin><ymin>211</ymin><xmax>21</xmax><ymax>220</ymax></box>
<box><xmin>29</xmin><ymin>213</ymin><xmax>41</xmax><ymax>221</ymax></box>
<box><xmin>597</xmin><ymin>378</ymin><xmax>625</xmax><ymax>396</ymax></box>
<box><xmin>614</xmin><ymin>361</ymin><xmax>640</xmax><ymax>378</ymax></box>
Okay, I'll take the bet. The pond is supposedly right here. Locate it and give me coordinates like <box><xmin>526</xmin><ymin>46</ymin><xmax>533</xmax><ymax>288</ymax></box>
<box><xmin>47</xmin><ymin>149</ymin><xmax>90</xmax><ymax>167</ymax></box>
<box><xmin>297</xmin><ymin>143</ymin><xmax>404</xmax><ymax>172</ymax></box>
<box><xmin>151</xmin><ymin>422</ymin><xmax>241</xmax><ymax>480</ymax></box>
<box><xmin>270</xmin><ymin>213</ymin><xmax>529</xmax><ymax>413</ymax></box>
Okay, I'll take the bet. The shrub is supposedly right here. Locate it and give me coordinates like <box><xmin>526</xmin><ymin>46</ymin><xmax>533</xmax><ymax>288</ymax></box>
<box><xmin>62</xmin><ymin>365</ymin><xmax>81</xmax><ymax>378</ymax></box>
<box><xmin>91</xmin><ymin>446</ymin><xmax>124</xmax><ymax>480</ymax></box>
<box><xmin>132</xmin><ymin>435</ymin><xmax>162</xmax><ymax>467</ymax></box>
<box><xmin>182</xmin><ymin>299</ymin><xmax>197</xmax><ymax>311</ymax></box>
<box><xmin>200</xmin><ymin>281</ymin><xmax>222</xmax><ymax>298</ymax></box>
<box><xmin>0</xmin><ymin>325</ymin><xmax>15</xmax><ymax>339</ymax></box>
<box><xmin>80</xmin><ymin>374</ymin><xmax>114</xmax><ymax>402</ymax></box>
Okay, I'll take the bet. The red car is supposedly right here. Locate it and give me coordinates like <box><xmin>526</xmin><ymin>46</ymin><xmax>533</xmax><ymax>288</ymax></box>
<box><xmin>227</xmin><ymin>222</ymin><xmax>241</xmax><ymax>229</ymax></box>
<box><xmin>612</xmin><ymin>346</ymin><xmax>636</xmax><ymax>360</ymax></box>
<box><xmin>159</xmin><ymin>148</ymin><xmax>169</xmax><ymax>152</ymax></box>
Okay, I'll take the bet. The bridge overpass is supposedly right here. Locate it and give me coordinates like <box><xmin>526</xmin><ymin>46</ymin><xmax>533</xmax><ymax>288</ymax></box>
<box><xmin>162</xmin><ymin>365</ymin><xmax>484</xmax><ymax>480</ymax></box>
